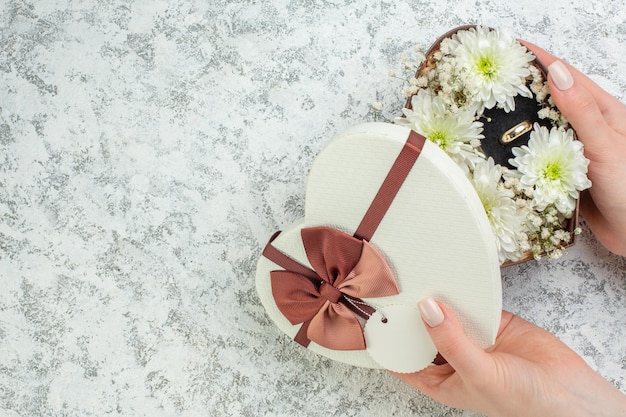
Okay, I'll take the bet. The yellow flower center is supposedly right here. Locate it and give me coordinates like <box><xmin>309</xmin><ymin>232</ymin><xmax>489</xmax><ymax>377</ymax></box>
<box><xmin>429</xmin><ymin>131</ymin><xmax>448</xmax><ymax>148</ymax></box>
<box><xmin>476</xmin><ymin>56</ymin><xmax>498</xmax><ymax>79</ymax></box>
<box><xmin>543</xmin><ymin>162</ymin><xmax>562</xmax><ymax>181</ymax></box>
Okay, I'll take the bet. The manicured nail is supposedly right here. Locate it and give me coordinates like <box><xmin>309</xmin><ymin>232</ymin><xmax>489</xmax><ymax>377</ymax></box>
<box><xmin>549</xmin><ymin>61</ymin><xmax>574</xmax><ymax>91</ymax></box>
<box><xmin>418</xmin><ymin>298</ymin><xmax>444</xmax><ymax>328</ymax></box>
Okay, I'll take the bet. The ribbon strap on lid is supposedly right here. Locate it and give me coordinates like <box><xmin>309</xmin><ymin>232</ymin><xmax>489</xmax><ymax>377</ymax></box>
<box><xmin>354</xmin><ymin>130</ymin><xmax>426</xmax><ymax>241</ymax></box>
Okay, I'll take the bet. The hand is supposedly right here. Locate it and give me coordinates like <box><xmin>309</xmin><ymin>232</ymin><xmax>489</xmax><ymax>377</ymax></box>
<box><xmin>392</xmin><ymin>299</ymin><xmax>626</xmax><ymax>417</ymax></box>
<box><xmin>523</xmin><ymin>42</ymin><xmax>626</xmax><ymax>256</ymax></box>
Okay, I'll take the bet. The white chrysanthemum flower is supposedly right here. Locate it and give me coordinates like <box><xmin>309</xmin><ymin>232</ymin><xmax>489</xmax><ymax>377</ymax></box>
<box><xmin>509</xmin><ymin>124</ymin><xmax>592</xmax><ymax>215</ymax></box>
<box><xmin>395</xmin><ymin>90</ymin><xmax>485</xmax><ymax>173</ymax></box>
<box><xmin>470</xmin><ymin>158</ymin><xmax>528</xmax><ymax>263</ymax></box>
<box><xmin>450</xmin><ymin>26</ymin><xmax>535</xmax><ymax>112</ymax></box>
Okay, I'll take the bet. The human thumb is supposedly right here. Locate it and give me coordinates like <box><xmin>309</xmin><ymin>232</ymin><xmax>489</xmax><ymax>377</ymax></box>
<box><xmin>418</xmin><ymin>298</ymin><xmax>489</xmax><ymax>377</ymax></box>
<box><xmin>546</xmin><ymin>60</ymin><xmax>613</xmax><ymax>161</ymax></box>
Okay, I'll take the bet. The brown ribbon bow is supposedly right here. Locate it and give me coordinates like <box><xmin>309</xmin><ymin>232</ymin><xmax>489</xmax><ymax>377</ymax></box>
<box><xmin>268</xmin><ymin>227</ymin><xmax>399</xmax><ymax>351</ymax></box>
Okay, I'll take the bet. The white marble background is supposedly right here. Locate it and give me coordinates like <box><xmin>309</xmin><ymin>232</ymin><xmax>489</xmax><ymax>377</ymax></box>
<box><xmin>1</xmin><ymin>1</ymin><xmax>625</xmax><ymax>416</ymax></box>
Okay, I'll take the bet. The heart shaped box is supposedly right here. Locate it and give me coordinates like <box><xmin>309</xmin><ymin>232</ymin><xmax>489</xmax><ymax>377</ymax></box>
<box><xmin>256</xmin><ymin>122</ymin><xmax>502</xmax><ymax>373</ymax></box>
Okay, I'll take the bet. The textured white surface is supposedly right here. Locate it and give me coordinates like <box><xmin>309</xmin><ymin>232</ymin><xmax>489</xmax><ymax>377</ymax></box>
<box><xmin>1</xmin><ymin>1</ymin><xmax>625</xmax><ymax>416</ymax></box>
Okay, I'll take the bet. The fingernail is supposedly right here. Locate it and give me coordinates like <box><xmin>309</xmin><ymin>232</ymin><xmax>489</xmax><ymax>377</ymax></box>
<box><xmin>418</xmin><ymin>298</ymin><xmax>444</xmax><ymax>328</ymax></box>
<box><xmin>549</xmin><ymin>61</ymin><xmax>574</xmax><ymax>91</ymax></box>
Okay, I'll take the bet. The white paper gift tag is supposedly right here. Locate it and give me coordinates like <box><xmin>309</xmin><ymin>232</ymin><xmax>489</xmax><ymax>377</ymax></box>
<box><xmin>256</xmin><ymin>122</ymin><xmax>501</xmax><ymax>372</ymax></box>
<box><xmin>364</xmin><ymin>305</ymin><xmax>436</xmax><ymax>373</ymax></box>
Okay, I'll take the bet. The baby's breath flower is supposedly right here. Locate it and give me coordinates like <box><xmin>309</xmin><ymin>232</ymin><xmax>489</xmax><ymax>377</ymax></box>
<box><xmin>535</xmin><ymin>89</ymin><xmax>548</xmax><ymax>103</ymax></box>
<box><xmin>554</xmin><ymin>229</ymin><xmax>571</xmax><ymax>242</ymax></box>
<box><xmin>538</xmin><ymin>108</ymin><xmax>551</xmax><ymax>120</ymax></box>
<box><xmin>547</xmin><ymin>249</ymin><xmax>563</xmax><ymax>260</ymax></box>
<box><xmin>524</xmin><ymin>188</ymin><xmax>535</xmax><ymax>198</ymax></box>
<box><xmin>550</xmin><ymin>235</ymin><xmax>562</xmax><ymax>245</ymax></box>
<box><xmin>402</xmin><ymin>85</ymin><xmax>419</xmax><ymax>97</ymax></box>
<box><xmin>518</xmin><ymin>233</ymin><xmax>531</xmax><ymax>252</ymax></box>
<box><xmin>528</xmin><ymin>65</ymin><xmax>541</xmax><ymax>81</ymax></box>
<box><xmin>440</xmin><ymin>38</ymin><xmax>454</xmax><ymax>54</ymax></box>
<box><xmin>504</xmin><ymin>176</ymin><xmax>519</xmax><ymax>189</ymax></box>
<box><xmin>548</xmin><ymin>109</ymin><xmax>561</xmax><ymax>122</ymax></box>
<box><xmin>531</xmin><ymin>214</ymin><xmax>543</xmax><ymax>229</ymax></box>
